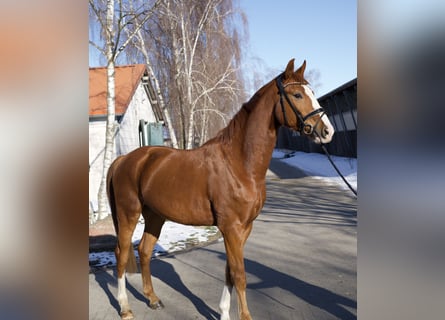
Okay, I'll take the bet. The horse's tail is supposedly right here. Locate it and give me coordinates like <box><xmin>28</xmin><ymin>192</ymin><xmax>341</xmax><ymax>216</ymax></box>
<box><xmin>107</xmin><ymin>156</ymin><xmax>138</xmax><ymax>274</ymax></box>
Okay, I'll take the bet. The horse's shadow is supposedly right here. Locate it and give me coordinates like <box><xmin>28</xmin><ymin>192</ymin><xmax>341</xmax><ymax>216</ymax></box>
<box><xmin>204</xmin><ymin>248</ymin><xmax>357</xmax><ymax>320</ymax></box>
<box><xmin>94</xmin><ymin>249</ymin><xmax>355</xmax><ymax>320</ymax></box>
<box><xmin>151</xmin><ymin>258</ymin><xmax>220</xmax><ymax>319</ymax></box>
<box><xmin>93</xmin><ymin>268</ymin><xmax>147</xmax><ymax>314</ymax></box>
<box><xmin>92</xmin><ymin>269</ymin><xmax>120</xmax><ymax>312</ymax></box>
<box><xmin>93</xmin><ymin>258</ymin><xmax>220</xmax><ymax>319</ymax></box>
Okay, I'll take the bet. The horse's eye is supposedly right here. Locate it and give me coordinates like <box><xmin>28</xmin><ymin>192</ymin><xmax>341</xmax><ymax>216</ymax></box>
<box><xmin>294</xmin><ymin>93</ymin><xmax>303</xmax><ymax>99</ymax></box>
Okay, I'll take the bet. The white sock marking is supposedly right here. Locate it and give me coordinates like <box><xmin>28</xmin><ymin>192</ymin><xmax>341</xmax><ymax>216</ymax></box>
<box><xmin>219</xmin><ymin>284</ymin><xmax>232</xmax><ymax>320</ymax></box>
<box><xmin>117</xmin><ymin>272</ymin><xmax>130</xmax><ymax>310</ymax></box>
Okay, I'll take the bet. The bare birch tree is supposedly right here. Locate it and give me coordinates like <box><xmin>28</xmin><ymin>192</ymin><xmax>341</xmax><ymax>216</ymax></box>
<box><xmin>126</xmin><ymin>0</ymin><xmax>179</xmax><ymax>148</ymax></box>
<box><xmin>89</xmin><ymin>0</ymin><xmax>161</xmax><ymax>220</ymax></box>
<box><xmin>137</xmin><ymin>0</ymin><xmax>248</xmax><ymax>149</ymax></box>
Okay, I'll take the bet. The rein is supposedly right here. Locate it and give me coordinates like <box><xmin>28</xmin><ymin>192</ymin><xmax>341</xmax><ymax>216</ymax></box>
<box><xmin>276</xmin><ymin>75</ymin><xmax>325</xmax><ymax>135</ymax></box>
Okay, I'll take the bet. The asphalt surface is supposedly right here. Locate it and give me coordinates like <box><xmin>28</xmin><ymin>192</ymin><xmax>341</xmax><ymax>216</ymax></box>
<box><xmin>89</xmin><ymin>160</ymin><xmax>357</xmax><ymax>319</ymax></box>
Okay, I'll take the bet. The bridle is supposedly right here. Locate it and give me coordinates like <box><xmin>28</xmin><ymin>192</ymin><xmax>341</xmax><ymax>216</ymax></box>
<box><xmin>276</xmin><ymin>74</ymin><xmax>357</xmax><ymax>197</ymax></box>
<box><xmin>276</xmin><ymin>74</ymin><xmax>326</xmax><ymax>136</ymax></box>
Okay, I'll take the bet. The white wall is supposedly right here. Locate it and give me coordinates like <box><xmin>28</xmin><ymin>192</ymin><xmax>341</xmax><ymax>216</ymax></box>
<box><xmin>116</xmin><ymin>81</ymin><xmax>156</xmax><ymax>155</ymax></box>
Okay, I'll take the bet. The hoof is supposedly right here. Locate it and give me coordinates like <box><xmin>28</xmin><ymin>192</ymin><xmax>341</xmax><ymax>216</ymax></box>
<box><xmin>149</xmin><ymin>300</ymin><xmax>165</xmax><ymax>310</ymax></box>
<box><xmin>120</xmin><ymin>310</ymin><xmax>134</xmax><ymax>320</ymax></box>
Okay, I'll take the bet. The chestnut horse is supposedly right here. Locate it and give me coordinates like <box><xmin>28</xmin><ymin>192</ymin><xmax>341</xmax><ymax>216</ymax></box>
<box><xmin>107</xmin><ymin>59</ymin><xmax>334</xmax><ymax>320</ymax></box>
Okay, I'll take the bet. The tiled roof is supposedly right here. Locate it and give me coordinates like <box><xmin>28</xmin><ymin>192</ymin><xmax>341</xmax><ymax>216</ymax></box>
<box><xmin>89</xmin><ymin>64</ymin><xmax>146</xmax><ymax>116</ymax></box>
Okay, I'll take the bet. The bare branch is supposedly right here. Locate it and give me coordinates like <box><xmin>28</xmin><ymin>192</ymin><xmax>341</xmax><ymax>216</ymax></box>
<box><xmin>89</xmin><ymin>40</ymin><xmax>106</xmax><ymax>56</ymax></box>
<box><xmin>89</xmin><ymin>0</ymin><xmax>107</xmax><ymax>32</ymax></box>
<box><xmin>192</xmin><ymin>108</ymin><xmax>229</xmax><ymax>125</ymax></box>
<box><xmin>115</xmin><ymin>0</ymin><xmax>163</xmax><ymax>59</ymax></box>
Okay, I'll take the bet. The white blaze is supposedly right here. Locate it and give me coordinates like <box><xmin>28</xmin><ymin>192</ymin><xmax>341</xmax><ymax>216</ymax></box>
<box><xmin>302</xmin><ymin>85</ymin><xmax>335</xmax><ymax>142</ymax></box>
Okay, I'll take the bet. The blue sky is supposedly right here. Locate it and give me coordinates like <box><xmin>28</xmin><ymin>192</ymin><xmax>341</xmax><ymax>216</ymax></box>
<box><xmin>240</xmin><ymin>0</ymin><xmax>357</xmax><ymax>97</ymax></box>
<box><xmin>89</xmin><ymin>0</ymin><xmax>356</xmax><ymax>97</ymax></box>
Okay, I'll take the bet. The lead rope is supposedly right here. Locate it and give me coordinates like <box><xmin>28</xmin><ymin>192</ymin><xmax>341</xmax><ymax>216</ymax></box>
<box><xmin>322</xmin><ymin>145</ymin><xmax>357</xmax><ymax>197</ymax></box>
<box><xmin>312</xmin><ymin>126</ymin><xmax>357</xmax><ymax>196</ymax></box>
<box><xmin>318</xmin><ymin>134</ymin><xmax>357</xmax><ymax>197</ymax></box>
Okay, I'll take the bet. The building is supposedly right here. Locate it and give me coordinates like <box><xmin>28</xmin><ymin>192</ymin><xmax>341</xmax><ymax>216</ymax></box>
<box><xmin>89</xmin><ymin>64</ymin><xmax>163</xmax><ymax>212</ymax></box>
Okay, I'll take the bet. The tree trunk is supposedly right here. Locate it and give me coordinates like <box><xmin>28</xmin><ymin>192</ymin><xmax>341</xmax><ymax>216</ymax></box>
<box><xmin>97</xmin><ymin>0</ymin><xmax>116</xmax><ymax>220</ymax></box>
<box><xmin>186</xmin><ymin>109</ymin><xmax>195</xmax><ymax>149</ymax></box>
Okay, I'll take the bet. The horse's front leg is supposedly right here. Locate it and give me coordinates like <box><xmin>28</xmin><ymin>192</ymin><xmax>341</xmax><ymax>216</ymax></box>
<box><xmin>219</xmin><ymin>263</ymin><xmax>233</xmax><ymax>320</ymax></box>
<box><xmin>219</xmin><ymin>222</ymin><xmax>253</xmax><ymax>320</ymax></box>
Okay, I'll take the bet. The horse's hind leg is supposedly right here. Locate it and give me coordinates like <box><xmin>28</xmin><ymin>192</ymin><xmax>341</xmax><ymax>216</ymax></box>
<box><xmin>115</xmin><ymin>212</ymin><xmax>140</xmax><ymax>320</ymax></box>
<box><xmin>139</xmin><ymin>207</ymin><xmax>165</xmax><ymax>309</ymax></box>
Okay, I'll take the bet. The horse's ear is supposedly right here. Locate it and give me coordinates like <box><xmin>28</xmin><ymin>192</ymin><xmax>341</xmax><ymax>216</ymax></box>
<box><xmin>284</xmin><ymin>59</ymin><xmax>295</xmax><ymax>79</ymax></box>
<box><xmin>295</xmin><ymin>60</ymin><xmax>307</xmax><ymax>79</ymax></box>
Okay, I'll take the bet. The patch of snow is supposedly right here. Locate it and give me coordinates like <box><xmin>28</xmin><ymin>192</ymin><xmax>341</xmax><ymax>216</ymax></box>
<box><xmin>273</xmin><ymin>149</ymin><xmax>357</xmax><ymax>191</ymax></box>
<box><xmin>89</xmin><ymin>220</ymin><xmax>219</xmax><ymax>269</ymax></box>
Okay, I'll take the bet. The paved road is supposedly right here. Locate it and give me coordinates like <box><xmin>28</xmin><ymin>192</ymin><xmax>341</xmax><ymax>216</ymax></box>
<box><xmin>89</xmin><ymin>166</ymin><xmax>357</xmax><ymax>319</ymax></box>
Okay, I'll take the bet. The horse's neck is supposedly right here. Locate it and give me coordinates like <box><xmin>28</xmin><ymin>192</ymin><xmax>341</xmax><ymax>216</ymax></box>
<box><xmin>233</xmin><ymin>82</ymin><xmax>278</xmax><ymax>180</ymax></box>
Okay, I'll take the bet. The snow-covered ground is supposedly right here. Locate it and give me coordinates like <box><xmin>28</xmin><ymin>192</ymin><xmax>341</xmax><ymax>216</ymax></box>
<box><xmin>272</xmin><ymin>149</ymin><xmax>357</xmax><ymax>191</ymax></box>
<box><xmin>89</xmin><ymin>150</ymin><xmax>357</xmax><ymax>268</ymax></box>
<box><xmin>89</xmin><ymin>221</ymin><xmax>220</xmax><ymax>268</ymax></box>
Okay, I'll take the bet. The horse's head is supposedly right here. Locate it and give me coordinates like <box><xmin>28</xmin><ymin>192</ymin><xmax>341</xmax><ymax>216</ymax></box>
<box><xmin>274</xmin><ymin>59</ymin><xmax>334</xmax><ymax>144</ymax></box>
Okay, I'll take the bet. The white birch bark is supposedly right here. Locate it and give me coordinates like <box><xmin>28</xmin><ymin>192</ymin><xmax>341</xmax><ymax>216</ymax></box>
<box><xmin>97</xmin><ymin>0</ymin><xmax>116</xmax><ymax>220</ymax></box>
